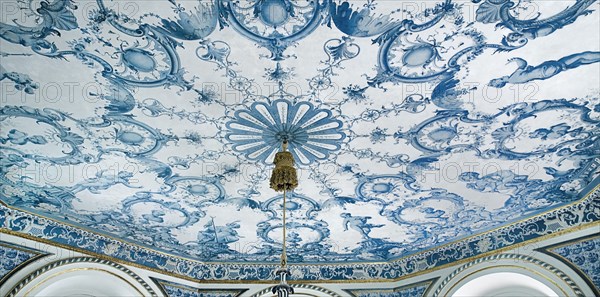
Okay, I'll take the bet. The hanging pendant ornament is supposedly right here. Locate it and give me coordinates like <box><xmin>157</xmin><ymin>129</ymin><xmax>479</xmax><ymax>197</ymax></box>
<box><xmin>270</xmin><ymin>140</ymin><xmax>298</xmax><ymax>192</ymax></box>
<box><xmin>270</xmin><ymin>139</ymin><xmax>296</xmax><ymax>296</ymax></box>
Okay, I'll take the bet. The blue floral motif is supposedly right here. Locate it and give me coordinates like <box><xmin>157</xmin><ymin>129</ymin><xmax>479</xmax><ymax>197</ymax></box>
<box><xmin>549</xmin><ymin>237</ymin><xmax>600</xmax><ymax>292</ymax></box>
<box><xmin>217</xmin><ymin>0</ymin><xmax>327</xmax><ymax>60</ymax></box>
<box><xmin>0</xmin><ymin>0</ymin><xmax>78</xmax><ymax>52</ymax></box>
<box><xmin>158</xmin><ymin>3</ymin><xmax>218</xmax><ymax>40</ymax></box>
<box><xmin>0</xmin><ymin>242</ymin><xmax>45</xmax><ymax>282</ymax></box>
<box><xmin>329</xmin><ymin>1</ymin><xmax>398</xmax><ymax>37</ymax></box>
<box><xmin>225</xmin><ymin>99</ymin><xmax>346</xmax><ymax>165</ymax></box>
<box><xmin>1</xmin><ymin>189</ymin><xmax>599</xmax><ymax>281</ymax></box>
<box><xmin>474</xmin><ymin>0</ymin><xmax>596</xmax><ymax>44</ymax></box>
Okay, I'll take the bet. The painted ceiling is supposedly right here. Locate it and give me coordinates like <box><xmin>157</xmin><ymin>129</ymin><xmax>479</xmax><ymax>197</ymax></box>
<box><xmin>0</xmin><ymin>0</ymin><xmax>599</xmax><ymax>273</ymax></box>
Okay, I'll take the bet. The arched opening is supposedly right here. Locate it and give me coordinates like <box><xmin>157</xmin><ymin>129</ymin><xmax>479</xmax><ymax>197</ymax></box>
<box><xmin>451</xmin><ymin>272</ymin><xmax>560</xmax><ymax>297</ymax></box>
<box><xmin>7</xmin><ymin>258</ymin><xmax>156</xmax><ymax>297</ymax></box>
<box><xmin>29</xmin><ymin>268</ymin><xmax>144</xmax><ymax>297</ymax></box>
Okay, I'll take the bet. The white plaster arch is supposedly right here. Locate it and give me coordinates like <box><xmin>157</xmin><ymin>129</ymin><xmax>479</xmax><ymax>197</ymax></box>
<box><xmin>432</xmin><ymin>253</ymin><xmax>584</xmax><ymax>297</ymax></box>
<box><xmin>6</xmin><ymin>257</ymin><xmax>158</xmax><ymax>297</ymax></box>
<box><xmin>451</xmin><ymin>272</ymin><xmax>559</xmax><ymax>297</ymax></box>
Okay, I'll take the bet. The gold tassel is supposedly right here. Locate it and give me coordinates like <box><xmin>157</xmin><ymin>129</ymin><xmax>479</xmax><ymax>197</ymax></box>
<box><xmin>270</xmin><ymin>142</ymin><xmax>298</xmax><ymax>192</ymax></box>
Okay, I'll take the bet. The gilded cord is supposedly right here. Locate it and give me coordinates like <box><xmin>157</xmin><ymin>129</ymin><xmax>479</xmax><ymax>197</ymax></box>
<box><xmin>281</xmin><ymin>189</ymin><xmax>287</xmax><ymax>268</ymax></box>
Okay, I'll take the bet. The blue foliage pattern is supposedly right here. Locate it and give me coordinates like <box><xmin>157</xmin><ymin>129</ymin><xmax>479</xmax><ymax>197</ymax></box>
<box><xmin>0</xmin><ymin>241</ymin><xmax>44</xmax><ymax>282</ymax></box>
<box><xmin>550</xmin><ymin>237</ymin><xmax>600</xmax><ymax>291</ymax></box>
<box><xmin>0</xmin><ymin>0</ymin><xmax>599</xmax><ymax>275</ymax></box>
<box><xmin>1</xmin><ymin>189</ymin><xmax>598</xmax><ymax>281</ymax></box>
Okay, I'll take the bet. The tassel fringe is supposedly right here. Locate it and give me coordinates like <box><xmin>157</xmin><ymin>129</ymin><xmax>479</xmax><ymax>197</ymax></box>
<box><xmin>270</xmin><ymin>151</ymin><xmax>298</xmax><ymax>192</ymax></box>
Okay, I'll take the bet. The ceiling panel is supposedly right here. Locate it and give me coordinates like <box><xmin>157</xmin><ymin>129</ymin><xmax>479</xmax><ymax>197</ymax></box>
<box><xmin>1</xmin><ymin>0</ymin><xmax>599</xmax><ymax>269</ymax></box>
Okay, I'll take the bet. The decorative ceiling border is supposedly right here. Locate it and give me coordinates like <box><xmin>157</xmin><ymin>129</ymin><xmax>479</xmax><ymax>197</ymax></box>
<box><xmin>537</xmin><ymin>234</ymin><xmax>600</xmax><ymax>296</ymax></box>
<box><xmin>431</xmin><ymin>253</ymin><xmax>584</xmax><ymax>297</ymax></box>
<box><xmin>343</xmin><ymin>277</ymin><xmax>439</xmax><ymax>297</ymax></box>
<box><xmin>5</xmin><ymin>256</ymin><xmax>158</xmax><ymax>297</ymax></box>
<box><xmin>0</xmin><ymin>183</ymin><xmax>598</xmax><ymax>282</ymax></box>
<box><xmin>151</xmin><ymin>277</ymin><xmax>248</xmax><ymax>297</ymax></box>
<box><xmin>0</xmin><ymin>240</ymin><xmax>50</xmax><ymax>286</ymax></box>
